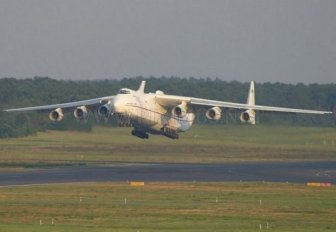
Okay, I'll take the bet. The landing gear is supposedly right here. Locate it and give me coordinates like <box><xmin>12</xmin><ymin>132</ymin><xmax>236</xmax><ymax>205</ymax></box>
<box><xmin>131</xmin><ymin>130</ymin><xmax>149</xmax><ymax>139</ymax></box>
<box><xmin>117</xmin><ymin>114</ymin><xmax>133</xmax><ymax>127</ymax></box>
<box><xmin>118</xmin><ymin>121</ymin><xmax>133</xmax><ymax>127</ymax></box>
<box><xmin>161</xmin><ymin>127</ymin><xmax>179</xmax><ymax>139</ymax></box>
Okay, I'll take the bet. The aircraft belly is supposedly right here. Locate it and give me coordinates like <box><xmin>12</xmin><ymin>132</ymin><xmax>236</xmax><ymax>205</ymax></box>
<box><xmin>127</xmin><ymin>105</ymin><xmax>163</xmax><ymax>129</ymax></box>
<box><xmin>122</xmin><ymin>103</ymin><xmax>195</xmax><ymax>135</ymax></box>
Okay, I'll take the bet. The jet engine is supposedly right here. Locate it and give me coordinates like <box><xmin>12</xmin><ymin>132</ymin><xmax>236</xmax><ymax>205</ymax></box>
<box><xmin>74</xmin><ymin>106</ymin><xmax>88</xmax><ymax>120</ymax></box>
<box><xmin>205</xmin><ymin>106</ymin><xmax>222</xmax><ymax>120</ymax></box>
<box><xmin>240</xmin><ymin>109</ymin><xmax>256</xmax><ymax>125</ymax></box>
<box><xmin>172</xmin><ymin>102</ymin><xmax>187</xmax><ymax>118</ymax></box>
<box><xmin>49</xmin><ymin>108</ymin><xmax>64</xmax><ymax>121</ymax></box>
<box><xmin>98</xmin><ymin>103</ymin><xmax>113</xmax><ymax>118</ymax></box>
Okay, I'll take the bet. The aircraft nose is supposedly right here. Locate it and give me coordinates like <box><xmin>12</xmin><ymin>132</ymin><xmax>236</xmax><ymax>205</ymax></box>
<box><xmin>112</xmin><ymin>97</ymin><xmax>123</xmax><ymax>113</ymax></box>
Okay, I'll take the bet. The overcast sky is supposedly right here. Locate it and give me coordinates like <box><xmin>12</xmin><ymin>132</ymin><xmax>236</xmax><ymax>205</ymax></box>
<box><xmin>0</xmin><ymin>0</ymin><xmax>335</xmax><ymax>83</ymax></box>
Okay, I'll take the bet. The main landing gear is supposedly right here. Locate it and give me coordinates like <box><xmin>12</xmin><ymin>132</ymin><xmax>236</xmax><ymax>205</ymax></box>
<box><xmin>161</xmin><ymin>127</ymin><xmax>179</xmax><ymax>139</ymax></box>
<box><xmin>131</xmin><ymin>130</ymin><xmax>149</xmax><ymax>139</ymax></box>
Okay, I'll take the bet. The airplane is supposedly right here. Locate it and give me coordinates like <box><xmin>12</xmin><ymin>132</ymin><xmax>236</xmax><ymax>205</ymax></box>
<box><xmin>4</xmin><ymin>81</ymin><xmax>333</xmax><ymax>139</ymax></box>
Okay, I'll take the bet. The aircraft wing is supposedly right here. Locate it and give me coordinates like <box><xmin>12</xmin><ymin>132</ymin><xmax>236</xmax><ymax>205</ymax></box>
<box><xmin>156</xmin><ymin>94</ymin><xmax>333</xmax><ymax>115</ymax></box>
<box><xmin>4</xmin><ymin>96</ymin><xmax>114</xmax><ymax>113</ymax></box>
<box><xmin>154</xmin><ymin>94</ymin><xmax>191</xmax><ymax>107</ymax></box>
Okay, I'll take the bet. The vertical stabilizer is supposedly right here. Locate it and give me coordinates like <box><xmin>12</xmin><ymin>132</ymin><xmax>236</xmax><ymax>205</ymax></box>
<box><xmin>247</xmin><ymin>81</ymin><xmax>255</xmax><ymax>106</ymax></box>
<box><xmin>138</xmin><ymin>81</ymin><xmax>146</xmax><ymax>93</ymax></box>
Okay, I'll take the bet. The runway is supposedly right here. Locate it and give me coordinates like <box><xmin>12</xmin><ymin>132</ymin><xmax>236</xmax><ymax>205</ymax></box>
<box><xmin>0</xmin><ymin>161</ymin><xmax>335</xmax><ymax>186</ymax></box>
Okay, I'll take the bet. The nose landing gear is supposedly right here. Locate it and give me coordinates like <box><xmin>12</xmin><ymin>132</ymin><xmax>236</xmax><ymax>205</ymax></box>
<box><xmin>117</xmin><ymin>114</ymin><xmax>133</xmax><ymax>127</ymax></box>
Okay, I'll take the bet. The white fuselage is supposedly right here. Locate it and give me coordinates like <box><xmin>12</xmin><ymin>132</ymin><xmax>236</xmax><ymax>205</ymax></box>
<box><xmin>113</xmin><ymin>89</ymin><xmax>195</xmax><ymax>135</ymax></box>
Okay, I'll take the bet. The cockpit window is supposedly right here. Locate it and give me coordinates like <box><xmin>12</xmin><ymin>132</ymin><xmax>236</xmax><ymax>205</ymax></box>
<box><xmin>118</xmin><ymin>89</ymin><xmax>131</xmax><ymax>94</ymax></box>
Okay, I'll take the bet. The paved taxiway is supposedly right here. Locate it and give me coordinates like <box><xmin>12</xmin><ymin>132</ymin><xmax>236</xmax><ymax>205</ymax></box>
<box><xmin>0</xmin><ymin>162</ymin><xmax>335</xmax><ymax>186</ymax></box>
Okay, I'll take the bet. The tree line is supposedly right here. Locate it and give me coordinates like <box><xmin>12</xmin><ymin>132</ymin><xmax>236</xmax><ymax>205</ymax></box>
<box><xmin>0</xmin><ymin>76</ymin><xmax>335</xmax><ymax>138</ymax></box>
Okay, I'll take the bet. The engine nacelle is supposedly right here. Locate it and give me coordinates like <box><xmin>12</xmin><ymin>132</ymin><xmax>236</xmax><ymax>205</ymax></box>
<box><xmin>49</xmin><ymin>108</ymin><xmax>64</xmax><ymax>121</ymax></box>
<box><xmin>206</xmin><ymin>107</ymin><xmax>222</xmax><ymax>120</ymax></box>
<box><xmin>172</xmin><ymin>102</ymin><xmax>187</xmax><ymax>118</ymax></box>
<box><xmin>74</xmin><ymin>106</ymin><xmax>88</xmax><ymax>120</ymax></box>
<box><xmin>240</xmin><ymin>110</ymin><xmax>256</xmax><ymax>125</ymax></box>
<box><xmin>98</xmin><ymin>103</ymin><xmax>113</xmax><ymax>118</ymax></box>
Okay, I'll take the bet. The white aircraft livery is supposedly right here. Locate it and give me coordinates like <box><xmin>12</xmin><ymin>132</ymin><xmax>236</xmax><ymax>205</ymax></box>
<box><xmin>5</xmin><ymin>81</ymin><xmax>333</xmax><ymax>139</ymax></box>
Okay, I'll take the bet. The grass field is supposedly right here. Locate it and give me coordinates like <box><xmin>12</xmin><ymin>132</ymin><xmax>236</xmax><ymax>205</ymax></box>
<box><xmin>0</xmin><ymin>125</ymin><xmax>335</xmax><ymax>231</ymax></box>
<box><xmin>0</xmin><ymin>125</ymin><xmax>335</xmax><ymax>170</ymax></box>
<box><xmin>0</xmin><ymin>182</ymin><xmax>334</xmax><ymax>232</ymax></box>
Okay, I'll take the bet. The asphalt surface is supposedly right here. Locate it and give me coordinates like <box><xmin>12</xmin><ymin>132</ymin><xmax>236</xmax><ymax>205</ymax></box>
<box><xmin>0</xmin><ymin>162</ymin><xmax>335</xmax><ymax>186</ymax></box>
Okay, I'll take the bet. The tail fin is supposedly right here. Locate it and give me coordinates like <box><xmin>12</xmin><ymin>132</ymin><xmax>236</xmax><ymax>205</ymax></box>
<box><xmin>247</xmin><ymin>81</ymin><xmax>255</xmax><ymax>106</ymax></box>
<box><xmin>137</xmin><ymin>81</ymin><xmax>146</xmax><ymax>93</ymax></box>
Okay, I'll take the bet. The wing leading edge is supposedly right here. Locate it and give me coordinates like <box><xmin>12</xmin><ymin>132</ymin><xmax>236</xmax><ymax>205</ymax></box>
<box><xmin>4</xmin><ymin>96</ymin><xmax>114</xmax><ymax>113</ymax></box>
<box><xmin>156</xmin><ymin>94</ymin><xmax>332</xmax><ymax>115</ymax></box>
